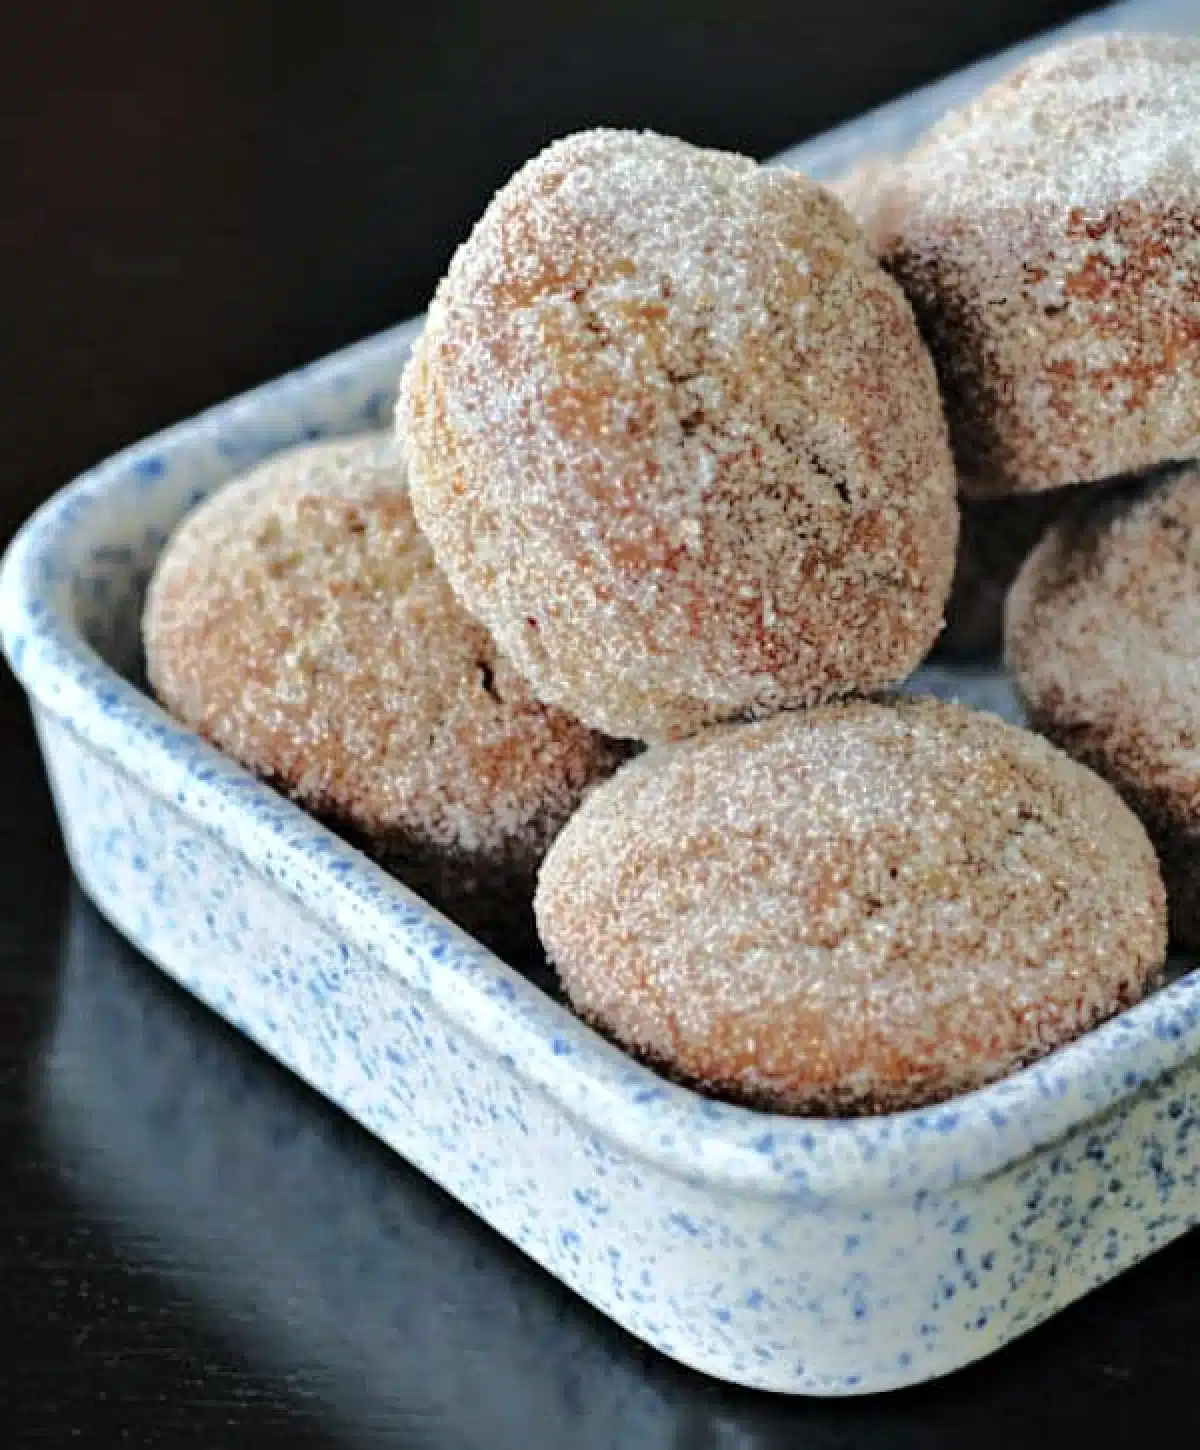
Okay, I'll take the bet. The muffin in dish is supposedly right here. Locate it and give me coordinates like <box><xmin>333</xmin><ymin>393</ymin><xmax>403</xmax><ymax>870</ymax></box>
<box><xmin>144</xmin><ymin>433</ymin><xmax>628</xmax><ymax>959</ymax></box>
<box><xmin>536</xmin><ymin>696</ymin><xmax>1166</xmax><ymax>1113</ymax></box>
<box><xmin>401</xmin><ymin>128</ymin><xmax>958</xmax><ymax>741</ymax></box>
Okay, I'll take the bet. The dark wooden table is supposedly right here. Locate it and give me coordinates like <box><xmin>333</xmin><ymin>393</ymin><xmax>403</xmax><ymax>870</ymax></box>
<box><xmin>6</xmin><ymin>2</ymin><xmax>1200</xmax><ymax>1444</ymax></box>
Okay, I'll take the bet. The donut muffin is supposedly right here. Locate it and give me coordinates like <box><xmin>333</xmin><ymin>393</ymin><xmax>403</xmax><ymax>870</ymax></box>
<box><xmin>536</xmin><ymin>697</ymin><xmax>1166</xmax><ymax>1114</ymax></box>
<box><xmin>144</xmin><ymin>434</ymin><xmax>628</xmax><ymax>959</ymax></box>
<box><xmin>400</xmin><ymin>128</ymin><xmax>958</xmax><ymax>742</ymax></box>
<box><xmin>870</xmin><ymin>33</ymin><xmax>1200</xmax><ymax>498</ymax></box>
<box><xmin>1007</xmin><ymin>465</ymin><xmax>1200</xmax><ymax>948</ymax></box>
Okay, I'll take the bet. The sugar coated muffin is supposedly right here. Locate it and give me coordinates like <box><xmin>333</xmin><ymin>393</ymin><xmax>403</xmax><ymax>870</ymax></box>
<box><xmin>400</xmin><ymin>128</ymin><xmax>958</xmax><ymax>741</ymax></box>
<box><xmin>144</xmin><ymin>434</ymin><xmax>628</xmax><ymax>959</ymax></box>
<box><xmin>870</xmin><ymin>33</ymin><xmax>1200</xmax><ymax>497</ymax></box>
<box><xmin>1007</xmin><ymin>465</ymin><xmax>1200</xmax><ymax>948</ymax></box>
<box><xmin>536</xmin><ymin>697</ymin><xmax>1166</xmax><ymax>1113</ymax></box>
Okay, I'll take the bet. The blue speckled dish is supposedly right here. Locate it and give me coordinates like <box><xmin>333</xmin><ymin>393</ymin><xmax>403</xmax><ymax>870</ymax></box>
<box><xmin>4</xmin><ymin>0</ymin><xmax>1199</xmax><ymax>1394</ymax></box>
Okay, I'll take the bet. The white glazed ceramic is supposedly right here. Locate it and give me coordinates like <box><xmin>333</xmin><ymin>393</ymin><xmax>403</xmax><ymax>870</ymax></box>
<box><xmin>4</xmin><ymin>0</ymin><xmax>1200</xmax><ymax>1396</ymax></box>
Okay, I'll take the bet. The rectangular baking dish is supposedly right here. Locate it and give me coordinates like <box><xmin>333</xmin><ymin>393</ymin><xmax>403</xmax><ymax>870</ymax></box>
<box><xmin>5</xmin><ymin>0</ymin><xmax>1200</xmax><ymax>1396</ymax></box>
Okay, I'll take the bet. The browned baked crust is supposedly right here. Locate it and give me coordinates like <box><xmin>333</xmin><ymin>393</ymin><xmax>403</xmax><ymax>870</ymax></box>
<box><xmin>870</xmin><ymin>34</ymin><xmax>1200</xmax><ymax>498</ymax></box>
<box><xmin>535</xmin><ymin>697</ymin><xmax>1166</xmax><ymax>1114</ymax></box>
<box><xmin>1007</xmin><ymin>464</ymin><xmax>1200</xmax><ymax>948</ymax></box>
<box><xmin>143</xmin><ymin>434</ymin><xmax>628</xmax><ymax>960</ymax></box>
<box><xmin>401</xmin><ymin>128</ymin><xmax>958</xmax><ymax>742</ymax></box>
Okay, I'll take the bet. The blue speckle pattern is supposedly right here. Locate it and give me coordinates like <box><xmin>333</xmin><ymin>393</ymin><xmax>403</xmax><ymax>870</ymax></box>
<box><xmin>6</xmin><ymin>30</ymin><xmax>1200</xmax><ymax>1387</ymax></box>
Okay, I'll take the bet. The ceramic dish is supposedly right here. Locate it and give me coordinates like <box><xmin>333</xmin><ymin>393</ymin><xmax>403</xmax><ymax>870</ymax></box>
<box><xmin>4</xmin><ymin>0</ymin><xmax>1200</xmax><ymax>1395</ymax></box>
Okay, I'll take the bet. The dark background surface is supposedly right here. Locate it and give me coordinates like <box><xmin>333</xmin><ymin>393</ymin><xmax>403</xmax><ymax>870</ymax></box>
<box><xmin>5</xmin><ymin>1</ymin><xmax>1200</xmax><ymax>1446</ymax></box>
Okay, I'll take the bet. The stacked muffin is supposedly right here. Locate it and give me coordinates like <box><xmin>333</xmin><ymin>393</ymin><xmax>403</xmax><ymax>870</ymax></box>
<box><xmin>146</xmin><ymin>31</ymin><xmax>1200</xmax><ymax>1114</ymax></box>
<box><xmin>840</xmin><ymin>33</ymin><xmax>1200</xmax><ymax>957</ymax></box>
<box><xmin>849</xmin><ymin>32</ymin><xmax>1200</xmax><ymax>656</ymax></box>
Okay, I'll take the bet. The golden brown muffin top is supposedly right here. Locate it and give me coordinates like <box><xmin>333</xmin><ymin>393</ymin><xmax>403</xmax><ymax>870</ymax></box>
<box><xmin>536</xmin><ymin>696</ymin><xmax>1166</xmax><ymax>1114</ymax></box>
<box><xmin>401</xmin><ymin>128</ymin><xmax>957</xmax><ymax>741</ymax></box>
<box><xmin>1006</xmin><ymin>465</ymin><xmax>1200</xmax><ymax>836</ymax></box>
<box><xmin>144</xmin><ymin>434</ymin><xmax>627</xmax><ymax>869</ymax></box>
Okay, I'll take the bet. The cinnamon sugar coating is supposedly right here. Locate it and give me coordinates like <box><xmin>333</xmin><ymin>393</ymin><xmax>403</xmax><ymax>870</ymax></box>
<box><xmin>143</xmin><ymin>434</ymin><xmax>627</xmax><ymax>959</ymax></box>
<box><xmin>1007</xmin><ymin>465</ymin><xmax>1200</xmax><ymax>948</ymax></box>
<box><xmin>870</xmin><ymin>33</ymin><xmax>1200</xmax><ymax>498</ymax></box>
<box><xmin>536</xmin><ymin>697</ymin><xmax>1166</xmax><ymax>1114</ymax></box>
<box><xmin>400</xmin><ymin>128</ymin><xmax>958</xmax><ymax>742</ymax></box>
